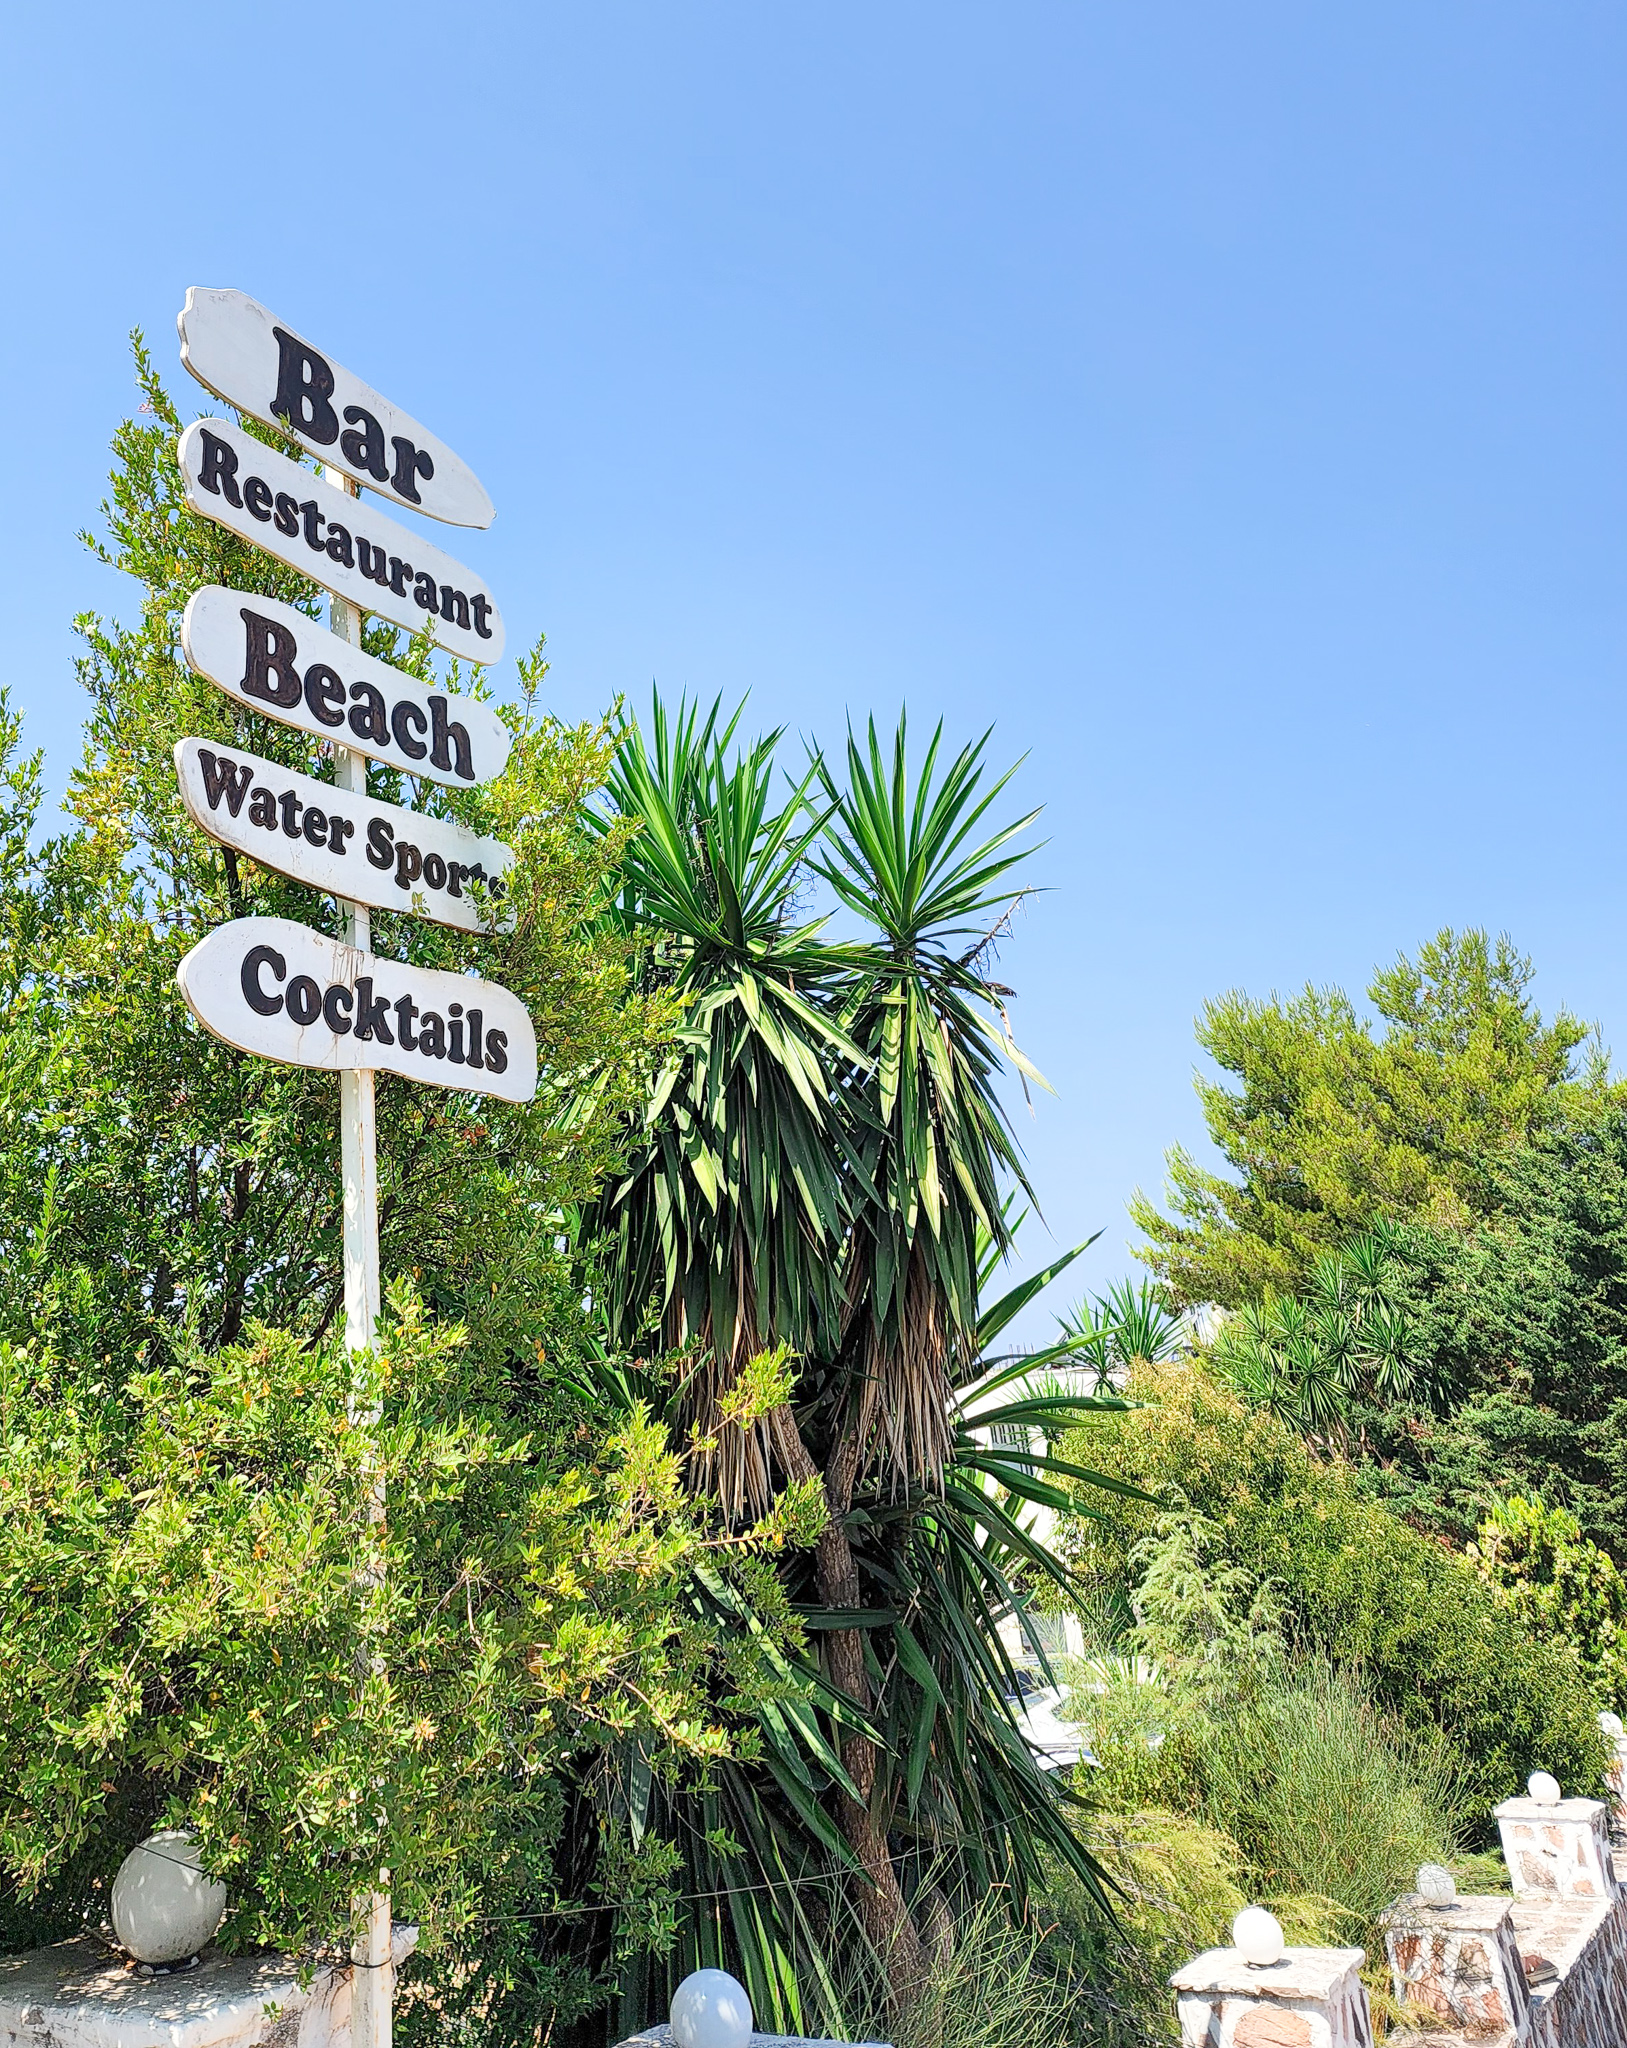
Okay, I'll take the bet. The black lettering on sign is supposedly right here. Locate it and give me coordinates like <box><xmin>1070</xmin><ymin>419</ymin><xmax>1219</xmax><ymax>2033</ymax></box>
<box><xmin>303</xmin><ymin>663</ymin><xmax>345</xmax><ymax>727</ymax></box>
<box><xmin>357</xmin><ymin>538</ymin><xmax>390</xmax><ymax>587</ymax></box>
<box><xmin>394</xmin><ymin>841</ymin><xmax>423</xmax><ymax>890</ymax></box>
<box><xmin>240</xmin><ymin>609</ymin><xmax>302</xmax><ymax>708</ymax></box>
<box><xmin>249</xmin><ymin>788</ymin><xmax>277</xmax><ymax>831</ymax></box>
<box><xmin>484</xmin><ymin>1029</ymin><xmax>509</xmax><ymax>1074</ymax></box>
<box><xmin>341</xmin><ymin>405</ymin><xmax>389</xmax><ymax>482</ymax></box>
<box><xmin>391</xmin><ymin>700</ymin><xmax>428</xmax><ymax>761</ymax></box>
<box><xmin>323</xmin><ymin>984</ymin><xmax>354</xmax><ymax>1034</ymax></box>
<box><xmin>241</xmin><ymin>944</ymin><xmax>287</xmax><ymax>1015</ymax></box>
<box><xmin>244</xmin><ymin>476</ymin><xmax>273</xmax><ymax>522</ymax></box>
<box><xmin>329</xmin><ymin>815</ymin><xmax>356</xmax><ymax>854</ymax></box>
<box><xmin>271</xmin><ymin>327</ymin><xmax>340</xmax><ymax>444</ymax></box>
<box><xmin>349</xmin><ymin>682</ymin><xmax>388</xmax><ymax>745</ymax></box>
<box><xmin>353</xmin><ymin>977</ymin><xmax>394</xmax><ymax>1044</ymax></box>
<box><xmin>472</xmin><ymin>594</ymin><xmax>494</xmax><ymax>641</ymax></box>
<box><xmin>440</xmin><ymin>587</ymin><xmax>471</xmax><ymax>631</ymax></box>
<box><xmin>273</xmin><ymin>492</ymin><xmax>300</xmax><ymax>536</ymax></box>
<box><xmin>366</xmin><ymin>818</ymin><xmax>394</xmax><ymax>869</ymax></box>
<box><xmin>412</xmin><ymin>571</ymin><xmax>440</xmax><ymax>613</ymax></box>
<box><xmin>326</xmin><ymin>522</ymin><xmax>354</xmax><ymax>569</ymax></box>
<box><xmin>428</xmin><ymin>696</ymin><xmax>473</xmax><ymax>780</ymax></box>
<box><xmin>390</xmin><ymin>436</ymin><xmax>435</xmax><ymax>504</ymax></box>
<box><xmin>197</xmin><ymin>748</ymin><xmax>254</xmax><ymax>817</ymax></box>
<box><xmin>285</xmin><ymin>975</ymin><xmax>323</xmax><ymax>1026</ymax></box>
<box><xmin>198</xmin><ymin>428</ymin><xmax>243</xmax><ymax>508</ymax></box>
<box><xmin>465</xmin><ymin>1008</ymin><xmax>483</xmax><ymax>1067</ymax></box>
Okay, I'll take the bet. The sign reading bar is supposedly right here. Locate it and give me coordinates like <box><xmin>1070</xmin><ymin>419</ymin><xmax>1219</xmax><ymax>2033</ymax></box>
<box><xmin>178</xmin><ymin>419</ymin><xmax>505</xmax><ymax>665</ymax></box>
<box><xmin>178</xmin><ymin>288</ymin><xmax>496</xmax><ymax>529</ymax></box>
<box><xmin>177</xmin><ymin>916</ymin><xmax>536</xmax><ymax>1103</ymax></box>
<box><xmin>174</xmin><ymin>739</ymin><xmax>515</xmax><ymax>936</ymax></box>
<box><xmin>182</xmin><ymin>589</ymin><xmax>512</xmax><ymax>789</ymax></box>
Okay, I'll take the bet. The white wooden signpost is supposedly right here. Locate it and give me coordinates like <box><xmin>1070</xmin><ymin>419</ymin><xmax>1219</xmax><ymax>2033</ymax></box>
<box><xmin>177</xmin><ymin>419</ymin><xmax>505</xmax><ymax>664</ymax></box>
<box><xmin>178</xmin><ymin>288</ymin><xmax>496</xmax><ymax>529</ymax></box>
<box><xmin>170</xmin><ymin>290</ymin><xmax>530</xmax><ymax>2048</ymax></box>
<box><xmin>173</xmin><ymin>740</ymin><xmax>516</xmax><ymax>935</ymax></box>
<box><xmin>182</xmin><ymin>589</ymin><xmax>512</xmax><ymax>787</ymax></box>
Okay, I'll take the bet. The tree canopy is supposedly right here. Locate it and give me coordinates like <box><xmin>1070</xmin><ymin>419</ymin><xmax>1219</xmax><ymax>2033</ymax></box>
<box><xmin>1132</xmin><ymin>928</ymin><xmax>1592</xmax><ymax>1307</ymax></box>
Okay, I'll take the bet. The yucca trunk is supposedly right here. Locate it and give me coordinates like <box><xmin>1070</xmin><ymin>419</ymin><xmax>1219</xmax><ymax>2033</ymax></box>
<box><xmin>770</xmin><ymin>1406</ymin><xmax>929</xmax><ymax>2001</ymax></box>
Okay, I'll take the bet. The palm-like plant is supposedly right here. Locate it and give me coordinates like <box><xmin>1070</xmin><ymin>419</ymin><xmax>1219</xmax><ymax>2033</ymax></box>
<box><xmin>575</xmin><ymin>697</ymin><xmax>1130</xmax><ymax>2015</ymax></box>
<box><xmin>1209</xmin><ymin>1227</ymin><xmax>1425</xmax><ymax>1442</ymax></box>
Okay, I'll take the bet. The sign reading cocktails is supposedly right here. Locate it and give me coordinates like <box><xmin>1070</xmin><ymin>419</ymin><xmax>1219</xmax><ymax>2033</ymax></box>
<box><xmin>171</xmin><ymin>285</ymin><xmax>532</xmax><ymax>1111</ymax></box>
<box><xmin>177</xmin><ymin>917</ymin><xmax>536</xmax><ymax>1103</ymax></box>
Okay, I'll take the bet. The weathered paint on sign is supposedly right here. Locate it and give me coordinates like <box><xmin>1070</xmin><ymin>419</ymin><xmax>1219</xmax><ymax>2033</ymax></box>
<box><xmin>177</xmin><ymin>419</ymin><xmax>504</xmax><ymax>664</ymax></box>
<box><xmin>174</xmin><ymin>738</ymin><xmax>514</xmax><ymax>935</ymax></box>
<box><xmin>178</xmin><ymin>287</ymin><xmax>495</xmax><ymax>528</ymax></box>
<box><xmin>176</xmin><ymin>916</ymin><xmax>536</xmax><ymax>1103</ymax></box>
<box><xmin>182</xmin><ymin>588</ymin><xmax>512</xmax><ymax>789</ymax></box>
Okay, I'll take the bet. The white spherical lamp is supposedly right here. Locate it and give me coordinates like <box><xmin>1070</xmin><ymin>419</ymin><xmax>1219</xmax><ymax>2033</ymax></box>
<box><xmin>1231</xmin><ymin>1906</ymin><xmax>1284</xmax><ymax>1969</ymax></box>
<box><xmin>1416</xmin><ymin>1863</ymin><xmax>1456</xmax><ymax>1906</ymax></box>
<box><xmin>110</xmin><ymin>1831</ymin><xmax>226</xmax><ymax>1965</ymax></box>
<box><xmin>670</xmin><ymin>1969</ymin><xmax>753</xmax><ymax>2048</ymax></box>
<box><xmin>1528</xmin><ymin>1771</ymin><xmax>1562</xmax><ymax>1804</ymax></box>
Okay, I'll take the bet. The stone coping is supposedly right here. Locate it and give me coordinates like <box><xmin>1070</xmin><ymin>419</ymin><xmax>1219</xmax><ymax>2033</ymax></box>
<box><xmin>1169</xmin><ymin>1948</ymin><xmax>1366</xmax><ymax>1999</ymax></box>
<box><xmin>1507</xmin><ymin>1897</ymin><xmax>1612</xmax><ymax>1983</ymax></box>
<box><xmin>1380</xmin><ymin>1896</ymin><xmax>1515</xmax><ymax>1932</ymax></box>
<box><xmin>1490</xmin><ymin>1798</ymin><xmax>1608</xmax><ymax>1823</ymax></box>
<box><xmin>0</xmin><ymin>1930</ymin><xmax>416</xmax><ymax>2048</ymax></box>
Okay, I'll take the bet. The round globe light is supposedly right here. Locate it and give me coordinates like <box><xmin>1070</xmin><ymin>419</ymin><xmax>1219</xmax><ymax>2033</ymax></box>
<box><xmin>1601</xmin><ymin>1712</ymin><xmax>1624</xmax><ymax>1740</ymax></box>
<box><xmin>1231</xmin><ymin>1907</ymin><xmax>1284</xmax><ymax>1970</ymax></box>
<box><xmin>670</xmin><ymin>1969</ymin><xmax>753</xmax><ymax>2048</ymax></box>
<box><xmin>1528</xmin><ymin>1771</ymin><xmax>1562</xmax><ymax>1804</ymax></box>
<box><xmin>111</xmin><ymin>1832</ymin><xmax>226</xmax><ymax>1965</ymax></box>
<box><xmin>1416</xmin><ymin>1863</ymin><xmax>1456</xmax><ymax>1907</ymax></box>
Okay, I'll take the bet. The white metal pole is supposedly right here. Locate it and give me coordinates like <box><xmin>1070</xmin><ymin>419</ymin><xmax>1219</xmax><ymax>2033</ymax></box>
<box><xmin>324</xmin><ymin>469</ymin><xmax>392</xmax><ymax>2048</ymax></box>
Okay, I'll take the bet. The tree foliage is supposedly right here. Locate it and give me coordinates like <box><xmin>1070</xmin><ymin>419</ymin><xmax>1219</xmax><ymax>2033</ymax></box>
<box><xmin>1468</xmin><ymin>1495</ymin><xmax>1627</xmax><ymax>1712</ymax></box>
<box><xmin>1061</xmin><ymin>1358</ymin><xmax>1607</xmax><ymax>1815</ymax></box>
<box><xmin>1132</xmin><ymin>930</ymin><xmax>1590</xmax><ymax>1307</ymax></box>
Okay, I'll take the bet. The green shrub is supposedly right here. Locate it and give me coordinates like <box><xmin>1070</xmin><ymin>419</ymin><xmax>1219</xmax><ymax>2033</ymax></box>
<box><xmin>1469</xmin><ymin>1495</ymin><xmax>1627</xmax><ymax>1709</ymax></box>
<box><xmin>1204</xmin><ymin>1661</ymin><xmax>1462</xmax><ymax>1937</ymax></box>
<box><xmin>1063</xmin><ymin>1359</ymin><xmax>1608</xmax><ymax>1816</ymax></box>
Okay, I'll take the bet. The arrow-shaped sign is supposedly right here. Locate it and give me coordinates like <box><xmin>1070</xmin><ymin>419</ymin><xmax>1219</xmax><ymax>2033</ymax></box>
<box><xmin>177</xmin><ymin>916</ymin><xmax>536</xmax><ymax>1103</ymax></box>
<box><xmin>174</xmin><ymin>739</ymin><xmax>515</xmax><ymax>935</ymax></box>
<box><xmin>178</xmin><ymin>419</ymin><xmax>504</xmax><ymax>665</ymax></box>
<box><xmin>182</xmin><ymin>589</ymin><xmax>512</xmax><ymax>790</ymax></box>
<box><xmin>179</xmin><ymin>288</ymin><xmax>495</xmax><ymax>529</ymax></box>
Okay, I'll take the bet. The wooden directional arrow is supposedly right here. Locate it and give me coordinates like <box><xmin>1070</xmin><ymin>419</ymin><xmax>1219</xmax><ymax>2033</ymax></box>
<box><xmin>182</xmin><ymin>589</ymin><xmax>512</xmax><ymax>790</ymax></box>
<box><xmin>178</xmin><ymin>288</ymin><xmax>496</xmax><ymax>529</ymax></box>
<box><xmin>177</xmin><ymin>916</ymin><xmax>536</xmax><ymax>1104</ymax></box>
<box><xmin>174</xmin><ymin>738</ymin><xmax>515</xmax><ymax>935</ymax></box>
<box><xmin>177</xmin><ymin>419</ymin><xmax>505</xmax><ymax>665</ymax></box>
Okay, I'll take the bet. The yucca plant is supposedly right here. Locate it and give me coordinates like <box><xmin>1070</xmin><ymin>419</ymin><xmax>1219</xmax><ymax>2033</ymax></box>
<box><xmin>1209</xmin><ymin>1227</ymin><xmax>1425</xmax><ymax>1444</ymax></box>
<box><xmin>574</xmin><ymin>696</ymin><xmax>1135</xmax><ymax>2018</ymax></box>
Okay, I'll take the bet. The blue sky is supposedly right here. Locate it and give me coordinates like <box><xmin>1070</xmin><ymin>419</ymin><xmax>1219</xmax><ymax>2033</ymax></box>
<box><xmin>2</xmin><ymin>4</ymin><xmax>1623</xmax><ymax>1324</ymax></box>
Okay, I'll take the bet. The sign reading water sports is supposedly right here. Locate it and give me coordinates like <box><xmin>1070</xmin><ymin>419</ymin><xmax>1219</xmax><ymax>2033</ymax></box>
<box><xmin>178</xmin><ymin>288</ymin><xmax>496</xmax><ymax>529</ymax></box>
<box><xmin>182</xmin><ymin>589</ymin><xmax>512</xmax><ymax>788</ymax></box>
<box><xmin>178</xmin><ymin>419</ymin><xmax>505</xmax><ymax>664</ymax></box>
<box><xmin>174</xmin><ymin>740</ymin><xmax>515</xmax><ymax>935</ymax></box>
<box><xmin>177</xmin><ymin>917</ymin><xmax>536</xmax><ymax>1103</ymax></box>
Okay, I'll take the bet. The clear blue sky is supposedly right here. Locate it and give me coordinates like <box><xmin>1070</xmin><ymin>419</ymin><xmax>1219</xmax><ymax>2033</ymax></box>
<box><xmin>3</xmin><ymin>4</ymin><xmax>1623</xmax><ymax>1325</ymax></box>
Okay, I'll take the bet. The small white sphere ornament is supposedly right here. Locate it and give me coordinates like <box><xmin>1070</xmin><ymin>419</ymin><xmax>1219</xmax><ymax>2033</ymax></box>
<box><xmin>670</xmin><ymin>1969</ymin><xmax>753</xmax><ymax>2048</ymax></box>
<box><xmin>1417</xmin><ymin>1863</ymin><xmax>1457</xmax><ymax>1906</ymax></box>
<box><xmin>110</xmin><ymin>1831</ymin><xmax>226</xmax><ymax>1965</ymax></box>
<box><xmin>1528</xmin><ymin>1771</ymin><xmax>1562</xmax><ymax>1803</ymax></box>
<box><xmin>1231</xmin><ymin>1906</ymin><xmax>1284</xmax><ymax>1969</ymax></box>
<box><xmin>1601</xmin><ymin>1712</ymin><xmax>1624</xmax><ymax>1739</ymax></box>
